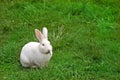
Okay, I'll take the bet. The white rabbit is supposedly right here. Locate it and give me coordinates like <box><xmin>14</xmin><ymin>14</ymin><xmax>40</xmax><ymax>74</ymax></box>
<box><xmin>20</xmin><ymin>27</ymin><xmax>53</xmax><ymax>68</ymax></box>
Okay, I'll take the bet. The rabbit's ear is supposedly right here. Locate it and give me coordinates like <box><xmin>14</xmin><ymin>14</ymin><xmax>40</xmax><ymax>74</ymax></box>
<box><xmin>35</xmin><ymin>29</ymin><xmax>43</xmax><ymax>42</ymax></box>
<box><xmin>42</xmin><ymin>27</ymin><xmax>48</xmax><ymax>39</ymax></box>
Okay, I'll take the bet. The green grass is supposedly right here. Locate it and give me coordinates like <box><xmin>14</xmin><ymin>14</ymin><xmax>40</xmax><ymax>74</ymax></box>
<box><xmin>0</xmin><ymin>0</ymin><xmax>120</xmax><ymax>80</ymax></box>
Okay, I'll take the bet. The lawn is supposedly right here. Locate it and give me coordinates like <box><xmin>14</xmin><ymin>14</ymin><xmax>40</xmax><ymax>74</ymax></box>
<box><xmin>0</xmin><ymin>0</ymin><xmax>120</xmax><ymax>80</ymax></box>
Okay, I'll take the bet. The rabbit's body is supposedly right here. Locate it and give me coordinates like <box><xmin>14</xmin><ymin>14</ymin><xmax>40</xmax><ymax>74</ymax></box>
<box><xmin>20</xmin><ymin>42</ymin><xmax>52</xmax><ymax>68</ymax></box>
<box><xmin>20</xmin><ymin>27</ymin><xmax>53</xmax><ymax>68</ymax></box>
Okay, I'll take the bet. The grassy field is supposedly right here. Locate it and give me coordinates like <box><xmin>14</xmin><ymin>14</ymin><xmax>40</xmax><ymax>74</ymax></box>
<box><xmin>0</xmin><ymin>0</ymin><xmax>120</xmax><ymax>80</ymax></box>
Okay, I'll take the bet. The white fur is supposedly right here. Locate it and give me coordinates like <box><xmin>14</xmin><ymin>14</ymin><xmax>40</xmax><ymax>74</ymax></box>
<box><xmin>20</xmin><ymin>27</ymin><xmax>52</xmax><ymax>68</ymax></box>
<box><xmin>42</xmin><ymin>27</ymin><xmax>48</xmax><ymax>39</ymax></box>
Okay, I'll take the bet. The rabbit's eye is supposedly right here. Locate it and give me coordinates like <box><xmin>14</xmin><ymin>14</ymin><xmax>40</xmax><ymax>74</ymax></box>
<box><xmin>42</xmin><ymin>44</ymin><xmax>45</xmax><ymax>46</ymax></box>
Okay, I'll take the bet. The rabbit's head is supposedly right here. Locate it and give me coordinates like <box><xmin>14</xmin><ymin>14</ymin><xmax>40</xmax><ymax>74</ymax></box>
<box><xmin>35</xmin><ymin>27</ymin><xmax>52</xmax><ymax>54</ymax></box>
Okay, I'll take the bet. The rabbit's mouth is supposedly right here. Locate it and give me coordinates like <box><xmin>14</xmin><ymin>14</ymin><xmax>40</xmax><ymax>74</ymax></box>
<box><xmin>45</xmin><ymin>52</ymin><xmax>49</xmax><ymax>54</ymax></box>
<box><xmin>45</xmin><ymin>50</ymin><xmax>50</xmax><ymax>54</ymax></box>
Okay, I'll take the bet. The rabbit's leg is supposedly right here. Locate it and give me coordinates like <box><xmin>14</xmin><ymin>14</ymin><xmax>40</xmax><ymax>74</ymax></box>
<box><xmin>20</xmin><ymin>54</ymin><xmax>30</xmax><ymax>67</ymax></box>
